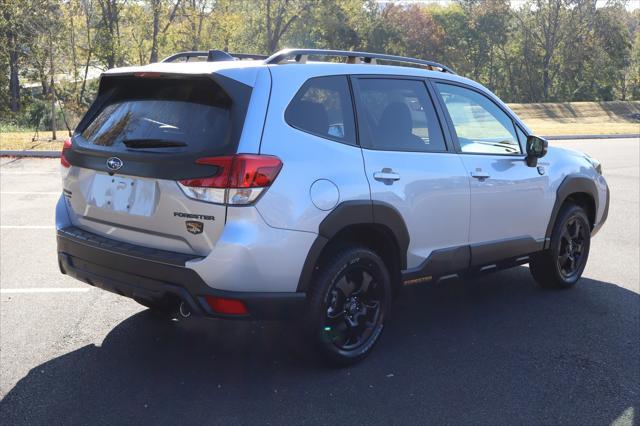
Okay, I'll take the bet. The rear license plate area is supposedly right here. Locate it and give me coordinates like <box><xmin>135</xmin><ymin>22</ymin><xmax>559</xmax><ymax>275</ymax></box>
<box><xmin>89</xmin><ymin>174</ymin><xmax>156</xmax><ymax>216</ymax></box>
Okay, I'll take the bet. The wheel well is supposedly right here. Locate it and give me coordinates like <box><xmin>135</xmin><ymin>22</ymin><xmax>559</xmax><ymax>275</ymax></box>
<box><xmin>313</xmin><ymin>224</ymin><xmax>403</xmax><ymax>296</ymax></box>
<box><xmin>564</xmin><ymin>192</ymin><xmax>596</xmax><ymax>229</ymax></box>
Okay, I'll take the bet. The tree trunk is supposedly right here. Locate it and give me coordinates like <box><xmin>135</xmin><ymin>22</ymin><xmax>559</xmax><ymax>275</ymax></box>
<box><xmin>79</xmin><ymin>0</ymin><xmax>93</xmax><ymax>104</ymax></box>
<box><xmin>149</xmin><ymin>0</ymin><xmax>160</xmax><ymax>63</ymax></box>
<box><xmin>49</xmin><ymin>32</ymin><xmax>57</xmax><ymax>140</ymax></box>
<box><xmin>266</xmin><ymin>0</ymin><xmax>272</xmax><ymax>52</ymax></box>
<box><xmin>8</xmin><ymin>30</ymin><xmax>20</xmax><ymax>112</ymax></box>
<box><xmin>542</xmin><ymin>52</ymin><xmax>552</xmax><ymax>101</ymax></box>
<box><xmin>70</xmin><ymin>9</ymin><xmax>79</xmax><ymax>98</ymax></box>
<box><xmin>98</xmin><ymin>0</ymin><xmax>118</xmax><ymax>68</ymax></box>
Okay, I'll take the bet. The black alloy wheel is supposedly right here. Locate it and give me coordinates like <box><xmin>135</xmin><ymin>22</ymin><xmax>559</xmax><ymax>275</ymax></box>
<box><xmin>530</xmin><ymin>203</ymin><xmax>591</xmax><ymax>289</ymax></box>
<box><xmin>557</xmin><ymin>215</ymin><xmax>588</xmax><ymax>280</ymax></box>
<box><xmin>323</xmin><ymin>263</ymin><xmax>384</xmax><ymax>351</ymax></box>
<box><xmin>309</xmin><ymin>247</ymin><xmax>391</xmax><ymax>365</ymax></box>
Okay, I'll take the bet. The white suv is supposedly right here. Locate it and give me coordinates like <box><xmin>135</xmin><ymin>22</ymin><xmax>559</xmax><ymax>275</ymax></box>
<box><xmin>56</xmin><ymin>49</ymin><xmax>609</xmax><ymax>364</ymax></box>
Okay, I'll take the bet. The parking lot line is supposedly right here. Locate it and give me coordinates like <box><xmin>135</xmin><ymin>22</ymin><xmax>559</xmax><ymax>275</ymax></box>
<box><xmin>0</xmin><ymin>171</ymin><xmax>59</xmax><ymax>175</ymax></box>
<box><xmin>0</xmin><ymin>191</ymin><xmax>59</xmax><ymax>195</ymax></box>
<box><xmin>0</xmin><ymin>226</ymin><xmax>55</xmax><ymax>229</ymax></box>
<box><xmin>0</xmin><ymin>288</ymin><xmax>90</xmax><ymax>294</ymax></box>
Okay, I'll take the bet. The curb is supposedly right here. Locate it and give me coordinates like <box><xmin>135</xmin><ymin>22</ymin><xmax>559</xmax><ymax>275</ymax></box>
<box><xmin>1</xmin><ymin>150</ymin><xmax>61</xmax><ymax>158</ymax></box>
<box><xmin>1</xmin><ymin>134</ymin><xmax>638</xmax><ymax>158</ymax></box>
<box><xmin>544</xmin><ymin>134</ymin><xmax>639</xmax><ymax>140</ymax></box>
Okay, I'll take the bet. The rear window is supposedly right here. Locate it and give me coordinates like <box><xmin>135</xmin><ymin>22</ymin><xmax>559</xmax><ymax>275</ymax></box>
<box><xmin>79</xmin><ymin>77</ymin><xmax>232</xmax><ymax>153</ymax></box>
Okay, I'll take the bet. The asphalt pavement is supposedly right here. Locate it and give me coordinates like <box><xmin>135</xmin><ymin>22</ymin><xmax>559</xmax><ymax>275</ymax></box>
<box><xmin>0</xmin><ymin>138</ymin><xmax>638</xmax><ymax>425</ymax></box>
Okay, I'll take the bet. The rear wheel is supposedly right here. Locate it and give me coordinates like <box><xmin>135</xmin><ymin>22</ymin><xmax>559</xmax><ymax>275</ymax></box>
<box><xmin>308</xmin><ymin>247</ymin><xmax>392</xmax><ymax>365</ymax></box>
<box><xmin>530</xmin><ymin>203</ymin><xmax>591</xmax><ymax>289</ymax></box>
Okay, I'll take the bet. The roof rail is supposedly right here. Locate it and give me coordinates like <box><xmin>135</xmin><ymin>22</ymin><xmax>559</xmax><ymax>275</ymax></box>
<box><xmin>161</xmin><ymin>50</ymin><xmax>268</xmax><ymax>63</ymax></box>
<box><xmin>264</xmin><ymin>48</ymin><xmax>455</xmax><ymax>74</ymax></box>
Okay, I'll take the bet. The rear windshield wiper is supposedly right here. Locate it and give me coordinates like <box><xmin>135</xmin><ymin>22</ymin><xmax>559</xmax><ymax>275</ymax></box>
<box><xmin>123</xmin><ymin>139</ymin><xmax>187</xmax><ymax>149</ymax></box>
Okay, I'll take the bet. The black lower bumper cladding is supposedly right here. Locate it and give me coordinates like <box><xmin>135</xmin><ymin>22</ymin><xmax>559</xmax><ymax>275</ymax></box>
<box><xmin>57</xmin><ymin>226</ymin><xmax>306</xmax><ymax>320</ymax></box>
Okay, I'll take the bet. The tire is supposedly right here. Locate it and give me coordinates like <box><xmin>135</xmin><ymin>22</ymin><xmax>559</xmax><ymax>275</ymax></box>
<box><xmin>530</xmin><ymin>203</ymin><xmax>591</xmax><ymax>289</ymax></box>
<box><xmin>308</xmin><ymin>246</ymin><xmax>392</xmax><ymax>366</ymax></box>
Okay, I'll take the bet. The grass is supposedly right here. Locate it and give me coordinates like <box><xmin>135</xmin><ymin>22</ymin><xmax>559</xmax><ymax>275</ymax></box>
<box><xmin>1</xmin><ymin>101</ymin><xmax>638</xmax><ymax>151</ymax></box>
<box><xmin>0</xmin><ymin>131</ymin><xmax>66</xmax><ymax>151</ymax></box>
<box><xmin>507</xmin><ymin>101</ymin><xmax>640</xmax><ymax>136</ymax></box>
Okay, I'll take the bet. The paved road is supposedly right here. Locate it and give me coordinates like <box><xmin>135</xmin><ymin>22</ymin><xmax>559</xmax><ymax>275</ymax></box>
<box><xmin>1</xmin><ymin>138</ymin><xmax>638</xmax><ymax>425</ymax></box>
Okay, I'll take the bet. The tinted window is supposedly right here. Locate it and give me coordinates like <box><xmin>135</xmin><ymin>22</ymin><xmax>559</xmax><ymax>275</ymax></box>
<box><xmin>516</xmin><ymin>125</ymin><xmax>528</xmax><ymax>150</ymax></box>
<box><xmin>355</xmin><ymin>79</ymin><xmax>446</xmax><ymax>152</ymax></box>
<box><xmin>285</xmin><ymin>76</ymin><xmax>356</xmax><ymax>144</ymax></box>
<box><xmin>80</xmin><ymin>77</ymin><xmax>232</xmax><ymax>153</ymax></box>
<box><xmin>436</xmin><ymin>83</ymin><xmax>521</xmax><ymax>155</ymax></box>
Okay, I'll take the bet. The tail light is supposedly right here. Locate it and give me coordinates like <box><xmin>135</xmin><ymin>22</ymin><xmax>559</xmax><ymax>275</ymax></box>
<box><xmin>60</xmin><ymin>137</ymin><xmax>72</xmax><ymax>168</ymax></box>
<box><xmin>177</xmin><ymin>154</ymin><xmax>282</xmax><ymax>205</ymax></box>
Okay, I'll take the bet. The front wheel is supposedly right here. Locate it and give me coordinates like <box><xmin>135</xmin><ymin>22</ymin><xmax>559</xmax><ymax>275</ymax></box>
<box><xmin>308</xmin><ymin>247</ymin><xmax>392</xmax><ymax>365</ymax></box>
<box><xmin>530</xmin><ymin>203</ymin><xmax>591</xmax><ymax>289</ymax></box>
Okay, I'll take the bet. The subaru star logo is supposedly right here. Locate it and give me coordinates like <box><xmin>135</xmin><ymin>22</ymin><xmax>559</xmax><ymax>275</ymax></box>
<box><xmin>106</xmin><ymin>157</ymin><xmax>123</xmax><ymax>172</ymax></box>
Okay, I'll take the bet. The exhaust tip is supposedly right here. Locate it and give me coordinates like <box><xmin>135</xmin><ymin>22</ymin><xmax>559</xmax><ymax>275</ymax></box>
<box><xmin>178</xmin><ymin>301</ymin><xmax>192</xmax><ymax>319</ymax></box>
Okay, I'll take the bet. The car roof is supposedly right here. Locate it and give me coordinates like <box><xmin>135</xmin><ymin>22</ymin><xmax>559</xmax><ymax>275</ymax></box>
<box><xmin>100</xmin><ymin>54</ymin><xmax>530</xmax><ymax>134</ymax></box>
<box><xmin>102</xmin><ymin>59</ymin><xmax>477</xmax><ymax>88</ymax></box>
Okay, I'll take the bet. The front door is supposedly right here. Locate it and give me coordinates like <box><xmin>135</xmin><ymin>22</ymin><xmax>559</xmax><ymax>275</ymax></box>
<box><xmin>433</xmin><ymin>82</ymin><xmax>550</xmax><ymax>265</ymax></box>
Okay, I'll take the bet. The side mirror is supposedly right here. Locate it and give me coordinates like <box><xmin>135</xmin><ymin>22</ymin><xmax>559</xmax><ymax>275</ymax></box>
<box><xmin>526</xmin><ymin>135</ymin><xmax>548</xmax><ymax>167</ymax></box>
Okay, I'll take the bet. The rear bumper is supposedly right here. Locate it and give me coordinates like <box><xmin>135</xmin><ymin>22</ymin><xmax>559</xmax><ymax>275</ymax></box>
<box><xmin>57</xmin><ymin>226</ymin><xmax>306</xmax><ymax>320</ymax></box>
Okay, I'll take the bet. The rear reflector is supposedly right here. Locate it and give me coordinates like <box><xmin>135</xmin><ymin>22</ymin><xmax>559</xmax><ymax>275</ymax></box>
<box><xmin>60</xmin><ymin>137</ymin><xmax>72</xmax><ymax>168</ymax></box>
<box><xmin>205</xmin><ymin>296</ymin><xmax>249</xmax><ymax>315</ymax></box>
<box><xmin>177</xmin><ymin>154</ymin><xmax>282</xmax><ymax>205</ymax></box>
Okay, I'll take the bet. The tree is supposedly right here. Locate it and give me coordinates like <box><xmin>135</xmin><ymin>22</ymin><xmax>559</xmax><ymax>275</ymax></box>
<box><xmin>2</xmin><ymin>0</ymin><xmax>640</xmax><ymax>124</ymax></box>
<box><xmin>95</xmin><ymin>0</ymin><xmax>122</xmax><ymax>68</ymax></box>
<box><xmin>264</xmin><ymin>0</ymin><xmax>304</xmax><ymax>52</ymax></box>
<box><xmin>148</xmin><ymin>0</ymin><xmax>181</xmax><ymax>63</ymax></box>
<box><xmin>78</xmin><ymin>0</ymin><xmax>96</xmax><ymax>105</ymax></box>
<box><xmin>0</xmin><ymin>0</ymin><xmax>48</xmax><ymax>112</ymax></box>
<box><xmin>515</xmin><ymin>0</ymin><xmax>596</xmax><ymax>101</ymax></box>
<box><xmin>181</xmin><ymin>0</ymin><xmax>212</xmax><ymax>51</ymax></box>
<box><xmin>631</xmin><ymin>30</ymin><xmax>640</xmax><ymax>99</ymax></box>
<box><xmin>385</xmin><ymin>4</ymin><xmax>444</xmax><ymax>60</ymax></box>
<box><xmin>3</xmin><ymin>2</ymin><xmax>22</xmax><ymax>112</ymax></box>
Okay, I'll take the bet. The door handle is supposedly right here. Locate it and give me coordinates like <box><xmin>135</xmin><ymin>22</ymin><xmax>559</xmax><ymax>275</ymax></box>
<box><xmin>374</xmin><ymin>169</ymin><xmax>401</xmax><ymax>182</ymax></box>
<box><xmin>470</xmin><ymin>170</ymin><xmax>490</xmax><ymax>180</ymax></box>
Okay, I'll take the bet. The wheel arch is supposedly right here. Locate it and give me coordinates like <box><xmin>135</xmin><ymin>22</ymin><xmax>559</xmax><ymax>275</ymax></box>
<box><xmin>296</xmin><ymin>201</ymin><xmax>409</xmax><ymax>293</ymax></box>
<box><xmin>545</xmin><ymin>175</ymin><xmax>598</xmax><ymax>249</ymax></box>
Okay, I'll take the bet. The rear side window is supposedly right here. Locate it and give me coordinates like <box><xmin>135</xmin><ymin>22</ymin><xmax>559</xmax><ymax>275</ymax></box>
<box><xmin>285</xmin><ymin>76</ymin><xmax>356</xmax><ymax>144</ymax></box>
<box><xmin>79</xmin><ymin>77</ymin><xmax>233</xmax><ymax>153</ymax></box>
<box><xmin>354</xmin><ymin>78</ymin><xmax>446</xmax><ymax>152</ymax></box>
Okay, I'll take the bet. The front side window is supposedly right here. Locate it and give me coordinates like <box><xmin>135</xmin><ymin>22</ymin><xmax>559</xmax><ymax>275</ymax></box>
<box><xmin>436</xmin><ymin>83</ymin><xmax>521</xmax><ymax>155</ymax></box>
<box><xmin>355</xmin><ymin>78</ymin><xmax>446</xmax><ymax>152</ymax></box>
<box><xmin>285</xmin><ymin>76</ymin><xmax>356</xmax><ymax>144</ymax></box>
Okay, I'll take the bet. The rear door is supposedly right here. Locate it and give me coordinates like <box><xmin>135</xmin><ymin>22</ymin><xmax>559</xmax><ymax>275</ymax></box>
<box><xmin>62</xmin><ymin>73</ymin><xmax>252</xmax><ymax>255</ymax></box>
<box><xmin>432</xmin><ymin>81</ymin><xmax>549</xmax><ymax>265</ymax></box>
<box><xmin>352</xmin><ymin>76</ymin><xmax>470</xmax><ymax>273</ymax></box>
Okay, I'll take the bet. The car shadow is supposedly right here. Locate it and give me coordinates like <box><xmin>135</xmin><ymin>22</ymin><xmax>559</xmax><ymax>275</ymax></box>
<box><xmin>1</xmin><ymin>266</ymin><xmax>638</xmax><ymax>425</ymax></box>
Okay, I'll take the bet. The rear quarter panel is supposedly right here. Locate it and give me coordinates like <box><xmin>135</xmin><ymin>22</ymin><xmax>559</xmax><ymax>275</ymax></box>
<box><xmin>255</xmin><ymin>66</ymin><xmax>371</xmax><ymax>232</ymax></box>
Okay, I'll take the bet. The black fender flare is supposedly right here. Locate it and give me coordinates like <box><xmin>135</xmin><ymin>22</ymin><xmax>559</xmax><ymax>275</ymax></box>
<box><xmin>544</xmin><ymin>174</ymin><xmax>598</xmax><ymax>248</ymax></box>
<box><xmin>296</xmin><ymin>200</ymin><xmax>410</xmax><ymax>292</ymax></box>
